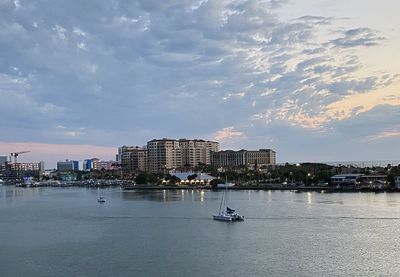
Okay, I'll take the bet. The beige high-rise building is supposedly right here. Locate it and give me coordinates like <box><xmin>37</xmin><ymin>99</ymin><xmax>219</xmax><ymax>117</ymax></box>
<box><xmin>147</xmin><ymin>139</ymin><xmax>181</xmax><ymax>173</ymax></box>
<box><xmin>178</xmin><ymin>139</ymin><xmax>219</xmax><ymax>167</ymax></box>
<box><xmin>147</xmin><ymin>138</ymin><xmax>219</xmax><ymax>173</ymax></box>
<box><xmin>118</xmin><ymin>145</ymin><xmax>148</xmax><ymax>175</ymax></box>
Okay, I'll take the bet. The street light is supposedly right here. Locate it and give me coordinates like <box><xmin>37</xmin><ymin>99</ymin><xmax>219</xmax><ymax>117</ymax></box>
<box><xmin>306</xmin><ymin>173</ymin><xmax>311</xmax><ymax>186</ymax></box>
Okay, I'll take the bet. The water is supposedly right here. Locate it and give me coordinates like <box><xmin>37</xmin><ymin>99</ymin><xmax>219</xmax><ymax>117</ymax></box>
<box><xmin>1</xmin><ymin>186</ymin><xmax>400</xmax><ymax>276</ymax></box>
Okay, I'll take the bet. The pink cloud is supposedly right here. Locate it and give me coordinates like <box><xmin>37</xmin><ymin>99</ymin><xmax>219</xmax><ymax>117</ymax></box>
<box><xmin>214</xmin><ymin>127</ymin><xmax>245</xmax><ymax>141</ymax></box>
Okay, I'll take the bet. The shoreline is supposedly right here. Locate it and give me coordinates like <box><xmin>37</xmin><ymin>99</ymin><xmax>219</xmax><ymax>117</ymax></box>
<box><xmin>4</xmin><ymin>183</ymin><xmax>399</xmax><ymax>193</ymax></box>
<box><xmin>121</xmin><ymin>185</ymin><xmax>400</xmax><ymax>193</ymax></box>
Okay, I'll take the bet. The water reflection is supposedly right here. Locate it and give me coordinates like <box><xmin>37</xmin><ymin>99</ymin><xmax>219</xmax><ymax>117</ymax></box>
<box><xmin>200</xmin><ymin>190</ymin><xmax>205</xmax><ymax>202</ymax></box>
<box><xmin>1</xmin><ymin>186</ymin><xmax>36</xmax><ymax>200</ymax></box>
<box><xmin>307</xmin><ymin>192</ymin><xmax>313</xmax><ymax>206</ymax></box>
<box><xmin>121</xmin><ymin>189</ymin><xmax>208</xmax><ymax>202</ymax></box>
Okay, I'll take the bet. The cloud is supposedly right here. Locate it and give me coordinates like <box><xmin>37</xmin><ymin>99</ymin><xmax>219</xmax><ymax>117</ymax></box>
<box><xmin>0</xmin><ymin>0</ymin><xmax>399</xmax><ymax>163</ymax></box>
<box><xmin>331</xmin><ymin>28</ymin><xmax>385</xmax><ymax>48</ymax></box>
<box><xmin>214</xmin><ymin>127</ymin><xmax>245</xmax><ymax>141</ymax></box>
<box><xmin>367</xmin><ymin>130</ymin><xmax>400</xmax><ymax>141</ymax></box>
<box><xmin>64</xmin><ymin>131</ymin><xmax>86</xmax><ymax>137</ymax></box>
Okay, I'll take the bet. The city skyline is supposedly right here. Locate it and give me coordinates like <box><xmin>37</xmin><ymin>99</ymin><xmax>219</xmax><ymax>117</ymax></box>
<box><xmin>1</xmin><ymin>0</ymin><xmax>400</xmax><ymax>165</ymax></box>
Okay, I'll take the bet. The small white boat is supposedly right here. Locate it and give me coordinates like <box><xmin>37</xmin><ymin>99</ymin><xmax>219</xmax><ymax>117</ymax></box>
<box><xmin>217</xmin><ymin>182</ymin><xmax>235</xmax><ymax>188</ymax></box>
<box><xmin>97</xmin><ymin>196</ymin><xmax>106</xmax><ymax>203</ymax></box>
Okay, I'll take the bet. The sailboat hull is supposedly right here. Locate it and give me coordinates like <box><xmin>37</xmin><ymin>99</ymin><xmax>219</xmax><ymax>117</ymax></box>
<box><xmin>213</xmin><ymin>213</ymin><xmax>244</xmax><ymax>221</ymax></box>
<box><xmin>213</xmin><ymin>214</ymin><xmax>233</xmax><ymax>221</ymax></box>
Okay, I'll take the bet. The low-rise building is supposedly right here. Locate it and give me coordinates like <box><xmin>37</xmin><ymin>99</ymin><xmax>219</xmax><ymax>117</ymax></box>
<box><xmin>330</xmin><ymin>174</ymin><xmax>389</xmax><ymax>188</ymax></box>
<box><xmin>330</xmin><ymin>174</ymin><xmax>363</xmax><ymax>186</ymax></box>
<box><xmin>163</xmin><ymin>172</ymin><xmax>216</xmax><ymax>185</ymax></box>
<box><xmin>358</xmin><ymin>175</ymin><xmax>388</xmax><ymax>189</ymax></box>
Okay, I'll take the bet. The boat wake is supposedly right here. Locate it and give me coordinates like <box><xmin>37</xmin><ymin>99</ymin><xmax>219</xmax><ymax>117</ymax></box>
<box><xmin>244</xmin><ymin>216</ymin><xmax>400</xmax><ymax>220</ymax></box>
<box><xmin>91</xmin><ymin>215</ymin><xmax>212</xmax><ymax>220</ymax></box>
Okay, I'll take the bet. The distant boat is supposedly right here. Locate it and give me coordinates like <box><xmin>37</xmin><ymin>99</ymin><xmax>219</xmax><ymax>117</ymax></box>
<box><xmin>213</xmin><ymin>178</ymin><xmax>243</xmax><ymax>222</ymax></box>
<box><xmin>217</xmin><ymin>182</ymin><xmax>235</xmax><ymax>188</ymax></box>
<box><xmin>97</xmin><ymin>196</ymin><xmax>106</xmax><ymax>203</ymax></box>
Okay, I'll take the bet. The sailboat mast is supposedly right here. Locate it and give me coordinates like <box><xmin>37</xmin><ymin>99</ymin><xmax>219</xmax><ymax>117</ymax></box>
<box><xmin>218</xmin><ymin>190</ymin><xmax>224</xmax><ymax>214</ymax></box>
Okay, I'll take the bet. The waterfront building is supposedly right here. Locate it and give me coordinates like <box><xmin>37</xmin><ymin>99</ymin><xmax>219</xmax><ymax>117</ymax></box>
<box><xmin>6</xmin><ymin>161</ymin><xmax>45</xmax><ymax>179</ymax></box>
<box><xmin>91</xmin><ymin>158</ymin><xmax>99</xmax><ymax>170</ymax></box>
<box><xmin>0</xmin><ymin>156</ymin><xmax>8</xmax><ymax>172</ymax></box>
<box><xmin>330</xmin><ymin>174</ymin><xmax>362</xmax><ymax>186</ymax></box>
<box><xmin>57</xmin><ymin>160</ymin><xmax>75</xmax><ymax>172</ymax></box>
<box><xmin>358</xmin><ymin>175</ymin><xmax>388</xmax><ymax>189</ymax></box>
<box><xmin>118</xmin><ymin>145</ymin><xmax>147</xmax><ymax>175</ymax></box>
<box><xmin>147</xmin><ymin>138</ymin><xmax>219</xmax><ymax>173</ymax></box>
<box><xmin>147</xmin><ymin>139</ymin><xmax>182</xmax><ymax>173</ymax></box>
<box><xmin>211</xmin><ymin>150</ymin><xmax>246</xmax><ymax>167</ymax></box>
<box><xmin>163</xmin><ymin>172</ymin><xmax>216</xmax><ymax>185</ymax></box>
<box><xmin>117</xmin><ymin>146</ymin><xmax>133</xmax><ymax>164</ymax></box>
<box><xmin>83</xmin><ymin>159</ymin><xmax>93</xmax><ymax>171</ymax></box>
<box><xmin>178</xmin><ymin>139</ymin><xmax>219</xmax><ymax>167</ymax></box>
<box><xmin>92</xmin><ymin>159</ymin><xmax>116</xmax><ymax>171</ymax></box>
<box><xmin>211</xmin><ymin>149</ymin><xmax>276</xmax><ymax>168</ymax></box>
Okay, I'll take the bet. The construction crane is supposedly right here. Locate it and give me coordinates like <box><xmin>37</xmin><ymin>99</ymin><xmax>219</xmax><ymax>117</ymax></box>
<box><xmin>10</xmin><ymin>151</ymin><xmax>31</xmax><ymax>164</ymax></box>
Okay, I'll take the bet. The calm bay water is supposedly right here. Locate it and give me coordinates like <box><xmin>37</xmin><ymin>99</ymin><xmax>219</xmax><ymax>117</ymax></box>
<box><xmin>1</xmin><ymin>186</ymin><xmax>400</xmax><ymax>276</ymax></box>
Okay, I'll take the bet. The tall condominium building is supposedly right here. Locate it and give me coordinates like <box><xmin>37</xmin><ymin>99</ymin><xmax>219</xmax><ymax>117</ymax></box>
<box><xmin>147</xmin><ymin>139</ymin><xmax>182</xmax><ymax>173</ymax></box>
<box><xmin>118</xmin><ymin>145</ymin><xmax>147</xmax><ymax>175</ymax></box>
<box><xmin>178</xmin><ymin>139</ymin><xmax>219</xmax><ymax>167</ymax></box>
<box><xmin>212</xmin><ymin>149</ymin><xmax>276</xmax><ymax>168</ymax></box>
<box><xmin>147</xmin><ymin>138</ymin><xmax>219</xmax><ymax>173</ymax></box>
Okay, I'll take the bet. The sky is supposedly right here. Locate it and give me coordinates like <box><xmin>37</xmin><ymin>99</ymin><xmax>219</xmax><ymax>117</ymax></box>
<box><xmin>0</xmin><ymin>0</ymin><xmax>399</xmax><ymax>168</ymax></box>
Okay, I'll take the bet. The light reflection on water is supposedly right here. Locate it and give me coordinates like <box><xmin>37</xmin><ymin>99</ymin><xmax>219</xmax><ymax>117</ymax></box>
<box><xmin>2</xmin><ymin>186</ymin><xmax>400</xmax><ymax>276</ymax></box>
<box><xmin>120</xmin><ymin>189</ymin><xmax>210</xmax><ymax>202</ymax></box>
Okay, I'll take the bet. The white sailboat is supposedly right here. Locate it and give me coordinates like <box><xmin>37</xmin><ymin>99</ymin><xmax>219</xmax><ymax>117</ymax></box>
<box><xmin>97</xmin><ymin>196</ymin><xmax>106</xmax><ymax>203</ymax></box>
<box><xmin>213</xmin><ymin>179</ymin><xmax>244</xmax><ymax>222</ymax></box>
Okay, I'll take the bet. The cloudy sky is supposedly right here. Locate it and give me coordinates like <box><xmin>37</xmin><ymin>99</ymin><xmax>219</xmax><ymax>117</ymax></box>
<box><xmin>1</xmin><ymin>0</ymin><xmax>399</xmax><ymax>167</ymax></box>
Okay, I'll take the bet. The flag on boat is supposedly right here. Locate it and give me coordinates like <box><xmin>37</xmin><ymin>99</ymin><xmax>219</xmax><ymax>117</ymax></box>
<box><xmin>226</xmin><ymin>207</ymin><xmax>235</xmax><ymax>214</ymax></box>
